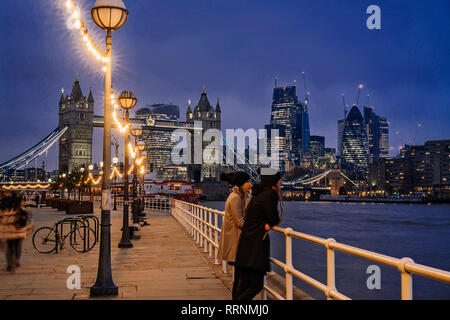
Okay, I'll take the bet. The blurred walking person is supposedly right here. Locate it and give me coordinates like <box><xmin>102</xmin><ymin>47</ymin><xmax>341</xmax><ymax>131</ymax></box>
<box><xmin>217</xmin><ymin>171</ymin><xmax>252</xmax><ymax>300</ymax></box>
<box><xmin>0</xmin><ymin>191</ymin><xmax>32</xmax><ymax>273</ymax></box>
<box><xmin>234</xmin><ymin>168</ymin><xmax>282</xmax><ymax>300</ymax></box>
<box><xmin>34</xmin><ymin>193</ymin><xmax>40</xmax><ymax>208</ymax></box>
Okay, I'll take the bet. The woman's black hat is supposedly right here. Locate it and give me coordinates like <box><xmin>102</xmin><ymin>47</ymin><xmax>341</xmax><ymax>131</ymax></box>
<box><xmin>220</xmin><ymin>171</ymin><xmax>251</xmax><ymax>187</ymax></box>
<box><xmin>257</xmin><ymin>167</ymin><xmax>281</xmax><ymax>187</ymax></box>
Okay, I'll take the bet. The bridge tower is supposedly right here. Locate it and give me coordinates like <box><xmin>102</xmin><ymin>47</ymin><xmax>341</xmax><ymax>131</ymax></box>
<box><xmin>58</xmin><ymin>74</ymin><xmax>94</xmax><ymax>173</ymax></box>
<box><xmin>186</xmin><ymin>87</ymin><xmax>222</xmax><ymax>182</ymax></box>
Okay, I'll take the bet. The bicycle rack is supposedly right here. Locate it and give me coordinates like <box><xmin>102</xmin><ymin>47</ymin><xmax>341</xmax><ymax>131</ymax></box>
<box><xmin>52</xmin><ymin>215</ymin><xmax>99</xmax><ymax>253</ymax></box>
<box><xmin>75</xmin><ymin>215</ymin><xmax>99</xmax><ymax>243</ymax></box>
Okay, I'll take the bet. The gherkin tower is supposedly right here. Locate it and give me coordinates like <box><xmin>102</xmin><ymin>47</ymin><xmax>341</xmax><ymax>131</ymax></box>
<box><xmin>342</xmin><ymin>105</ymin><xmax>369</xmax><ymax>171</ymax></box>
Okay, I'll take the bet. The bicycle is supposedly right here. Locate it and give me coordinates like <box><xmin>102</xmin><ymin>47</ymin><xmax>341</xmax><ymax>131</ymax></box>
<box><xmin>32</xmin><ymin>217</ymin><xmax>96</xmax><ymax>254</ymax></box>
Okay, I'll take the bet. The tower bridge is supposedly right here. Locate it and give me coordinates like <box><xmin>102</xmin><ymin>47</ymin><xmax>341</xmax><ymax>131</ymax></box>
<box><xmin>0</xmin><ymin>76</ymin><xmax>233</xmax><ymax>183</ymax></box>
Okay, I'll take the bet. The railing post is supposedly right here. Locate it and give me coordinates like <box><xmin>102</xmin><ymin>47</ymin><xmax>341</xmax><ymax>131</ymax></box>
<box><xmin>197</xmin><ymin>207</ymin><xmax>200</xmax><ymax>244</ymax></box>
<box><xmin>190</xmin><ymin>205</ymin><xmax>194</xmax><ymax>237</ymax></box>
<box><xmin>199</xmin><ymin>208</ymin><xmax>203</xmax><ymax>247</ymax></box>
<box><xmin>398</xmin><ymin>257</ymin><xmax>414</xmax><ymax>300</ymax></box>
<box><xmin>214</xmin><ymin>212</ymin><xmax>220</xmax><ymax>265</ymax></box>
<box><xmin>203</xmin><ymin>209</ymin><xmax>208</xmax><ymax>253</ymax></box>
<box><xmin>285</xmin><ymin>228</ymin><xmax>293</xmax><ymax>300</ymax></box>
<box><xmin>208</xmin><ymin>210</ymin><xmax>213</xmax><ymax>258</ymax></box>
<box><xmin>223</xmin><ymin>260</ymin><xmax>228</xmax><ymax>274</ymax></box>
<box><xmin>192</xmin><ymin>206</ymin><xmax>197</xmax><ymax>241</ymax></box>
<box><xmin>325</xmin><ymin>238</ymin><xmax>337</xmax><ymax>300</ymax></box>
<box><xmin>262</xmin><ymin>276</ymin><xmax>268</xmax><ymax>300</ymax></box>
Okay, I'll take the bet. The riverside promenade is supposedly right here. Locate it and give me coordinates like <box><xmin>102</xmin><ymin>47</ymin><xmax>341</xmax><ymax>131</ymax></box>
<box><xmin>0</xmin><ymin>206</ymin><xmax>232</xmax><ymax>300</ymax></box>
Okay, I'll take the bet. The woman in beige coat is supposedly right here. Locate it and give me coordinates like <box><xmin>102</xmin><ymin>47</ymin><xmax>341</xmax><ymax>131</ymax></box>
<box><xmin>217</xmin><ymin>171</ymin><xmax>252</xmax><ymax>299</ymax></box>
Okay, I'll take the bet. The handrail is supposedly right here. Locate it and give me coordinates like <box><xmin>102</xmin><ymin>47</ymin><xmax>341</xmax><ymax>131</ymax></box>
<box><xmin>171</xmin><ymin>199</ymin><xmax>450</xmax><ymax>300</ymax></box>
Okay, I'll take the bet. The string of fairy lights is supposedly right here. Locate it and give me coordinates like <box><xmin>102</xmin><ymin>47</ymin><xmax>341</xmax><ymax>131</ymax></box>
<box><xmin>62</xmin><ymin>0</ymin><xmax>146</xmax><ymax>188</ymax></box>
<box><xmin>64</xmin><ymin>0</ymin><xmax>109</xmax><ymax>71</ymax></box>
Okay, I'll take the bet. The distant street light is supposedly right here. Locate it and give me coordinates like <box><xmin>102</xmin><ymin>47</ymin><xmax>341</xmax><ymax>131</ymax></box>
<box><xmin>118</xmin><ymin>91</ymin><xmax>137</xmax><ymax>249</ymax></box>
<box><xmin>112</xmin><ymin>157</ymin><xmax>119</xmax><ymax>210</ymax></box>
<box><xmin>90</xmin><ymin>0</ymin><xmax>129</xmax><ymax>298</ymax></box>
<box><xmin>130</xmin><ymin>127</ymin><xmax>143</xmax><ymax>224</ymax></box>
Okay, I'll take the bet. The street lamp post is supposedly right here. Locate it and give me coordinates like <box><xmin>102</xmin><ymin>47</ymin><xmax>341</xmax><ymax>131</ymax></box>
<box><xmin>136</xmin><ymin>142</ymin><xmax>146</xmax><ymax>216</ymax></box>
<box><xmin>130</xmin><ymin>127</ymin><xmax>142</xmax><ymax>224</ymax></box>
<box><xmin>88</xmin><ymin>164</ymin><xmax>94</xmax><ymax>200</ymax></box>
<box><xmin>90</xmin><ymin>0</ymin><xmax>128</xmax><ymax>297</ymax></box>
<box><xmin>118</xmin><ymin>91</ymin><xmax>137</xmax><ymax>248</ymax></box>
<box><xmin>112</xmin><ymin>157</ymin><xmax>119</xmax><ymax>210</ymax></box>
<box><xmin>140</xmin><ymin>152</ymin><xmax>147</xmax><ymax>213</ymax></box>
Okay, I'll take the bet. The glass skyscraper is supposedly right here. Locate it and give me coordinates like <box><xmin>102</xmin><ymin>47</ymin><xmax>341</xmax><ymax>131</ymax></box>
<box><xmin>270</xmin><ymin>85</ymin><xmax>310</xmax><ymax>169</ymax></box>
<box><xmin>342</xmin><ymin>105</ymin><xmax>370</xmax><ymax>171</ymax></box>
<box><xmin>310</xmin><ymin>135</ymin><xmax>325</xmax><ymax>157</ymax></box>
<box><xmin>363</xmin><ymin>106</ymin><xmax>389</xmax><ymax>164</ymax></box>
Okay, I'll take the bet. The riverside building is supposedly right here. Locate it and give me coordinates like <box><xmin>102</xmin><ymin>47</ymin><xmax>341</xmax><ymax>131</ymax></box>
<box><xmin>369</xmin><ymin>139</ymin><xmax>450</xmax><ymax>199</ymax></box>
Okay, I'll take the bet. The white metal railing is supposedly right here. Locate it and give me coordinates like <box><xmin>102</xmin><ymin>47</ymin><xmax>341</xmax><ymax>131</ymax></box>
<box><xmin>92</xmin><ymin>196</ymin><xmax>171</xmax><ymax>213</ymax></box>
<box><xmin>171</xmin><ymin>199</ymin><xmax>450</xmax><ymax>300</ymax></box>
<box><xmin>144</xmin><ymin>198</ymin><xmax>171</xmax><ymax>213</ymax></box>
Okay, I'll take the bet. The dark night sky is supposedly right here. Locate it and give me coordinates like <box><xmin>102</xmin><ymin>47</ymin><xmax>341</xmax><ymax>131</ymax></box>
<box><xmin>1</xmin><ymin>0</ymin><xmax>449</xmax><ymax>171</ymax></box>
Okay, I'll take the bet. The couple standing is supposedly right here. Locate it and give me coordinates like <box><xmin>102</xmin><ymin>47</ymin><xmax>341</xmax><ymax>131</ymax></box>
<box><xmin>217</xmin><ymin>169</ymin><xmax>281</xmax><ymax>300</ymax></box>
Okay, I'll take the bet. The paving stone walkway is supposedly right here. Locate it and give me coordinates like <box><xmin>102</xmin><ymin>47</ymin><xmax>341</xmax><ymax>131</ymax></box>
<box><xmin>0</xmin><ymin>206</ymin><xmax>231</xmax><ymax>300</ymax></box>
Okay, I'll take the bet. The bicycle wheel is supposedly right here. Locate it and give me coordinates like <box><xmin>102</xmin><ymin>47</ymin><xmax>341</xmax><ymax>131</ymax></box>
<box><xmin>70</xmin><ymin>224</ymin><xmax>96</xmax><ymax>252</ymax></box>
<box><xmin>33</xmin><ymin>227</ymin><xmax>57</xmax><ymax>254</ymax></box>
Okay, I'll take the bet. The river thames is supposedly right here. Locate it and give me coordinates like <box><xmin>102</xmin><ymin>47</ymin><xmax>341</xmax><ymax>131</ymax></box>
<box><xmin>201</xmin><ymin>200</ymin><xmax>450</xmax><ymax>300</ymax></box>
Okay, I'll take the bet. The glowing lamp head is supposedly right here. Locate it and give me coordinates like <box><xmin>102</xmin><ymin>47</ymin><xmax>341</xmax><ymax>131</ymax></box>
<box><xmin>118</xmin><ymin>90</ymin><xmax>137</xmax><ymax>110</ymax></box>
<box><xmin>88</xmin><ymin>164</ymin><xmax>94</xmax><ymax>170</ymax></box>
<box><xmin>137</xmin><ymin>141</ymin><xmax>145</xmax><ymax>151</ymax></box>
<box><xmin>130</xmin><ymin>126</ymin><xmax>143</xmax><ymax>137</ymax></box>
<box><xmin>112</xmin><ymin>157</ymin><xmax>119</xmax><ymax>164</ymax></box>
<box><xmin>91</xmin><ymin>0</ymin><xmax>128</xmax><ymax>31</ymax></box>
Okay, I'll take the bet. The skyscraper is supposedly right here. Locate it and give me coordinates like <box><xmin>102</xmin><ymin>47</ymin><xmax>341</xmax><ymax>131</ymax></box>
<box><xmin>264</xmin><ymin>123</ymin><xmax>288</xmax><ymax>172</ymax></box>
<box><xmin>310</xmin><ymin>135</ymin><xmax>325</xmax><ymax>157</ymax></box>
<box><xmin>270</xmin><ymin>85</ymin><xmax>310</xmax><ymax>169</ymax></box>
<box><xmin>136</xmin><ymin>104</ymin><xmax>180</xmax><ymax>121</ymax></box>
<box><xmin>342</xmin><ymin>105</ymin><xmax>369</xmax><ymax>171</ymax></box>
<box><xmin>363</xmin><ymin>106</ymin><xmax>389</xmax><ymax>164</ymax></box>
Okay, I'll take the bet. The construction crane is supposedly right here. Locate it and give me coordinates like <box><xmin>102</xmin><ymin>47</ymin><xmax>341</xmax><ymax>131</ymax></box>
<box><xmin>412</xmin><ymin>123</ymin><xmax>422</xmax><ymax>145</ymax></box>
<box><xmin>356</xmin><ymin>84</ymin><xmax>363</xmax><ymax>106</ymax></box>
<box><xmin>341</xmin><ymin>93</ymin><xmax>349</xmax><ymax>118</ymax></box>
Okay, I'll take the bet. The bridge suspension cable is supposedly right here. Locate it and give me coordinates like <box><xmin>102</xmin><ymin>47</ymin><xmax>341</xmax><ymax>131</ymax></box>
<box><xmin>0</xmin><ymin>126</ymin><xmax>68</xmax><ymax>174</ymax></box>
<box><xmin>221</xmin><ymin>135</ymin><xmax>260</xmax><ymax>182</ymax></box>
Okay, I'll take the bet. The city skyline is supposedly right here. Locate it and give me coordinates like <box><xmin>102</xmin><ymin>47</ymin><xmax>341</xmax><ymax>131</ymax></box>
<box><xmin>1</xmin><ymin>0</ymin><xmax>449</xmax><ymax>171</ymax></box>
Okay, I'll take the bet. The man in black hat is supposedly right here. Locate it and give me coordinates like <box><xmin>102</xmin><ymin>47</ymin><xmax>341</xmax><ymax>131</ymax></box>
<box><xmin>234</xmin><ymin>168</ymin><xmax>281</xmax><ymax>300</ymax></box>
